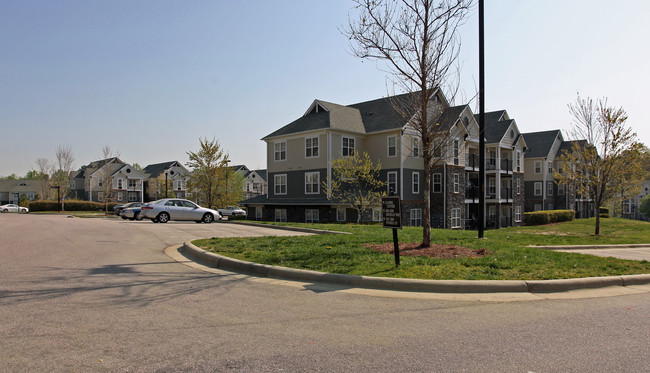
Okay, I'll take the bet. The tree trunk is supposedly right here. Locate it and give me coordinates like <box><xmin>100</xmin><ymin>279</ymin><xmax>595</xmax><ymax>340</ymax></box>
<box><xmin>594</xmin><ymin>211</ymin><xmax>600</xmax><ymax>235</ymax></box>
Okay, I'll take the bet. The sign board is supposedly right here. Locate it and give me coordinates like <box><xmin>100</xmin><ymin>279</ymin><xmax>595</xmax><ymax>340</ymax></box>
<box><xmin>381</xmin><ymin>196</ymin><xmax>402</xmax><ymax>229</ymax></box>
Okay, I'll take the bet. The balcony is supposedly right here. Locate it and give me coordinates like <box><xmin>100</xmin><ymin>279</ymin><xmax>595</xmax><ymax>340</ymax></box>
<box><xmin>465</xmin><ymin>154</ymin><xmax>480</xmax><ymax>170</ymax></box>
<box><xmin>465</xmin><ymin>185</ymin><xmax>480</xmax><ymax>200</ymax></box>
<box><xmin>500</xmin><ymin>159</ymin><xmax>513</xmax><ymax>173</ymax></box>
<box><xmin>500</xmin><ymin>187</ymin><xmax>512</xmax><ymax>200</ymax></box>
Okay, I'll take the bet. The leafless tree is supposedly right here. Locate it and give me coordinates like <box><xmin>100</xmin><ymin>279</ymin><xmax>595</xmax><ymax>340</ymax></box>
<box><xmin>345</xmin><ymin>0</ymin><xmax>473</xmax><ymax>246</ymax></box>
<box><xmin>35</xmin><ymin>158</ymin><xmax>54</xmax><ymax>200</ymax></box>
<box><xmin>96</xmin><ymin>145</ymin><xmax>121</xmax><ymax>212</ymax></box>
<box><xmin>54</xmin><ymin>145</ymin><xmax>75</xmax><ymax>211</ymax></box>
<box><xmin>555</xmin><ymin>94</ymin><xmax>645</xmax><ymax>235</ymax></box>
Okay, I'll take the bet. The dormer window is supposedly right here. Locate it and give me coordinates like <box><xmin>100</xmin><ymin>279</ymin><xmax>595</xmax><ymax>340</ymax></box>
<box><xmin>308</xmin><ymin>103</ymin><xmax>327</xmax><ymax>115</ymax></box>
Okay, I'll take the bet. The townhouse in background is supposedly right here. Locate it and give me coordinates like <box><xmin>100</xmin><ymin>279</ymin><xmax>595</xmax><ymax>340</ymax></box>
<box><xmin>0</xmin><ymin>179</ymin><xmax>39</xmax><ymax>204</ymax></box>
<box><xmin>243</xmin><ymin>89</ymin><xmax>527</xmax><ymax>229</ymax></box>
<box><xmin>142</xmin><ymin>161</ymin><xmax>191</xmax><ymax>201</ymax></box>
<box><xmin>622</xmin><ymin>180</ymin><xmax>650</xmax><ymax>221</ymax></box>
<box><xmin>71</xmin><ymin>158</ymin><xmax>146</xmax><ymax>203</ymax></box>
<box><xmin>522</xmin><ymin>130</ymin><xmax>595</xmax><ymax>218</ymax></box>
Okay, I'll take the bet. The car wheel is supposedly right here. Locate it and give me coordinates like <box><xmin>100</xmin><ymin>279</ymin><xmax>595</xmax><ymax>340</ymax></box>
<box><xmin>135</xmin><ymin>212</ymin><xmax>143</xmax><ymax>221</ymax></box>
<box><xmin>122</xmin><ymin>215</ymin><xmax>128</xmax><ymax>220</ymax></box>
<box><xmin>157</xmin><ymin>212</ymin><xmax>170</xmax><ymax>223</ymax></box>
<box><xmin>151</xmin><ymin>219</ymin><xmax>158</xmax><ymax>223</ymax></box>
<box><xmin>202</xmin><ymin>213</ymin><xmax>214</xmax><ymax>223</ymax></box>
<box><xmin>1</xmin><ymin>209</ymin><xmax>7</xmax><ymax>213</ymax></box>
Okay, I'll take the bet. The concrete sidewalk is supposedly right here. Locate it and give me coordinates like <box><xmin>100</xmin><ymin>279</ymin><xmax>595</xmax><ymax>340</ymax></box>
<box><xmin>178</xmin><ymin>242</ymin><xmax>650</xmax><ymax>294</ymax></box>
<box><xmin>534</xmin><ymin>244</ymin><xmax>650</xmax><ymax>261</ymax></box>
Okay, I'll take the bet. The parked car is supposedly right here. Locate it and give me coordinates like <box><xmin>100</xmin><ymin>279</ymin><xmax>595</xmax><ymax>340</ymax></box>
<box><xmin>120</xmin><ymin>206</ymin><xmax>144</xmax><ymax>221</ymax></box>
<box><xmin>141</xmin><ymin>199</ymin><xmax>222</xmax><ymax>223</ymax></box>
<box><xmin>113</xmin><ymin>202</ymin><xmax>144</xmax><ymax>216</ymax></box>
<box><xmin>0</xmin><ymin>204</ymin><xmax>29</xmax><ymax>213</ymax></box>
<box><xmin>218</xmin><ymin>206</ymin><xmax>246</xmax><ymax>217</ymax></box>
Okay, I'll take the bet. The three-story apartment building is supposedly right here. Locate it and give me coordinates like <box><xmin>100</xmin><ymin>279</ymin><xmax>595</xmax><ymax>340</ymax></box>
<box><xmin>243</xmin><ymin>90</ymin><xmax>526</xmax><ymax>229</ymax></box>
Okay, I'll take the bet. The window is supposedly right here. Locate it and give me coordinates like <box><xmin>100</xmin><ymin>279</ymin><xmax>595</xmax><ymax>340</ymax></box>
<box><xmin>275</xmin><ymin>209</ymin><xmax>287</xmax><ymax>222</ymax></box>
<box><xmin>27</xmin><ymin>192</ymin><xmax>36</xmax><ymax>200</ymax></box>
<box><xmin>387</xmin><ymin>136</ymin><xmax>397</xmax><ymax>157</ymax></box>
<box><xmin>256</xmin><ymin>207</ymin><xmax>262</xmax><ymax>220</ymax></box>
<box><xmin>336</xmin><ymin>207</ymin><xmax>346</xmax><ymax>222</ymax></box>
<box><xmin>534</xmin><ymin>204</ymin><xmax>542</xmax><ymax>212</ymax></box>
<box><xmin>515</xmin><ymin>206</ymin><xmax>522</xmax><ymax>222</ymax></box>
<box><xmin>516</xmin><ymin>178</ymin><xmax>521</xmax><ymax>195</ymax></box>
<box><xmin>534</xmin><ymin>161</ymin><xmax>542</xmax><ymax>174</ymax></box>
<box><xmin>516</xmin><ymin>150</ymin><xmax>521</xmax><ymax>172</ymax></box>
<box><xmin>128</xmin><ymin>179</ymin><xmax>137</xmax><ymax>189</ymax></box>
<box><xmin>117</xmin><ymin>178</ymin><xmax>124</xmax><ymax>189</ymax></box>
<box><xmin>306</xmin><ymin>136</ymin><xmax>319</xmax><ymax>158</ymax></box>
<box><xmin>412</xmin><ymin>138</ymin><xmax>420</xmax><ymax>157</ymax></box>
<box><xmin>451</xmin><ymin>208</ymin><xmax>461</xmax><ymax>228</ymax></box>
<box><xmin>547</xmin><ymin>182</ymin><xmax>553</xmax><ymax>196</ymax></box>
<box><xmin>176</xmin><ymin>180</ymin><xmax>183</xmax><ymax>190</ymax></box>
<box><xmin>534</xmin><ymin>182</ymin><xmax>542</xmax><ymax>196</ymax></box>
<box><xmin>412</xmin><ymin>172</ymin><xmax>420</xmax><ymax>194</ymax></box>
<box><xmin>433</xmin><ymin>173</ymin><xmax>442</xmax><ymax>193</ymax></box>
<box><xmin>558</xmin><ymin>183</ymin><xmax>565</xmax><ymax>195</ymax></box>
<box><xmin>548</xmin><ymin>161</ymin><xmax>553</xmax><ymax>174</ymax></box>
<box><xmin>547</xmin><ymin>203</ymin><xmax>554</xmax><ymax>210</ymax></box>
<box><xmin>453</xmin><ymin>140</ymin><xmax>460</xmax><ymax>165</ymax></box>
<box><xmin>387</xmin><ymin>171</ymin><xmax>398</xmax><ymax>194</ymax></box>
<box><xmin>128</xmin><ymin>191</ymin><xmax>139</xmax><ymax>201</ymax></box>
<box><xmin>453</xmin><ymin>174</ymin><xmax>460</xmax><ymax>193</ymax></box>
<box><xmin>98</xmin><ymin>192</ymin><xmax>104</xmax><ymax>202</ymax></box>
<box><xmin>274</xmin><ymin>141</ymin><xmax>286</xmax><ymax>161</ymax></box>
<box><xmin>372</xmin><ymin>207</ymin><xmax>381</xmax><ymax>222</ymax></box>
<box><xmin>342</xmin><ymin>136</ymin><xmax>355</xmax><ymax>156</ymax></box>
<box><xmin>98</xmin><ymin>178</ymin><xmax>103</xmax><ymax>187</ymax></box>
<box><xmin>410</xmin><ymin>209</ymin><xmax>422</xmax><ymax>227</ymax></box>
<box><xmin>305</xmin><ymin>209</ymin><xmax>319</xmax><ymax>223</ymax></box>
<box><xmin>305</xmin><ymin>172</ymin><xmax>320</xmax><ymax>194</ymax></box>
<box><xmin>117</xmin><ymin>192</ymin><xmax>124</xmax><ymax>201</ymax></box>
<box><xmin>274</xmin><ymin>174</ymin><xmax>287</xmax><ymax>195</ymax></box>
<box><xmin>488</xmin><ymin>178</ymin><xmax>496</xmax><ymax>196</ymax></box>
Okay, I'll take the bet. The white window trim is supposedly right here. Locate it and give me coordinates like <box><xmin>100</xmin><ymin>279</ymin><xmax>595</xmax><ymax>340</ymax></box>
<box><xmin>336</xmin><ymin>207</ymin><xmax>346</xmax><ymax>222</ymax></box>
<box><xmin>412</xmin><ymin>172</ymin><xmax>420</xmax><ymax>194</ymax></box>
<box><xmin>275</xmin><ymin>208</ymin><xmax>287</xmax><ymax>222</ymax></box>
<box><xmin>342</xmin><ymin>136</ymin><xmax>355</xmax><ymax>157</ymax></box>
<box><xmin>372</xmin><ymin>207</ymin><xmax>381</xmax><ymax>222</ymax></box>
<box><xmin>547</xmin><ymin>181</ymin><xmax>554</xmax><ymax>196</ymax></box>
<box><xmin>305</xmin><ymin>209</ymin><xmax>319</xmax><ymax>223</ymax></box>
<box><xmin>387</xmin><ymin>136</ymin><xmax>397</xmax><ymax>157</ymax></box>
<box><xmin>451</xmin><ymin>208</ymin><xmax>461</xmax><ymax>228</ymax></box>
<box><xmin>305</xmin><ymin>136</ymin><xmax>319</xmax><ymax>158</ymax></box>
<box><xmin>387</xmin><ymin>171</ymin><xmax>398</xmax><ymax>194</ymax></box>
<box><xmin>410</xmin><ymin>208</ymin><xmax>422</xmax><ymax>227</ymax></box>
<box><xmin>516</xmin><ymin>178</ymin><xmax>521</xmax><ymax>195</ymax></box>
<box><xmin>534</xmin><ymin>160</ymin><xmax>542</xmax><ymax>174</ymax></box>
<box><xmin>305</xmin><ymin>172</ymin><xmax>320</xmax><ymax>195</ymax></box>
<box><xmin>274</xmin><ymin>141</ymin><xmax>287</xmax><ymax>162</ymax></box>
<box><xmin>515</xmin><ymin>206</ymin><xmax>522</xmax><ymax>222</ymax></box>
<box><xmin>274</xmin><ymin>174</ymin><xmax>287</xmax><ymax>195</ymax></box>
<box><xmin>117</xmin><ymin>178</ymin><xmax>124</xmax><ymax>189</ymax></box>
<box><xmin>534</xmin><ymin>182</ymin><xmax>542</xmax><ymax>196</ymax></box>
<box><xmin>433</xmin><ymin>173</ymin><xmax>442</xmax><ymax>193</ymax></box>
<box><xmin>453</xmin><ymin>174</ymin><xmax>460</xmax><ymax>193</ymax></box>
<box><xmin>412</xmin><ymin>137</ymin><xmax>420</xmax><ymax>157</ymax></box>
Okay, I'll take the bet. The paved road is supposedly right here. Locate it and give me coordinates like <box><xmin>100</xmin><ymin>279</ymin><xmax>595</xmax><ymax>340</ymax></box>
<box><xmin>1</xmin><ymin>214</ymin><xmax>649</xmax><ymax>372</ymax></box>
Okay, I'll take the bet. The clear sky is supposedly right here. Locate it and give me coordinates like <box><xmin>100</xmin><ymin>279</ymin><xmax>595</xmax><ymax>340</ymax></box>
<box><xmin>2</xmin><ymin>0</ymin><xmax>649</xmax><ymax>177</ymax></box>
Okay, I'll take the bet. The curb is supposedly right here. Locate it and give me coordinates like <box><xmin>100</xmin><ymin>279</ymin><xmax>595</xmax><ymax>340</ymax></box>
<box><xmin>179</xmin><ymin>242</ymin><xmax>650</xmax><ymax>294</ymax></box>
<box><xmin>221</xmin><ymin>220</ymin><xmax>351</xmax><ymax>235</ymax></box>
<box><xmin>532</xmin><ymin>244</ymin><xmax>650</xmax><ymax>250</ymax></box>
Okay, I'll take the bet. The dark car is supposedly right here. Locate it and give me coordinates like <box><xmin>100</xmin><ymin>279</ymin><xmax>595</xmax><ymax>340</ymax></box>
<box><xmin>114</xmin><ymin>202</ymin><xmax>143</xmax><ymax>216</ymax></box>
<box><xmin>120</xmin><ymin>206</ymin><xmax>144</xmax><ymax>221</ymax></box>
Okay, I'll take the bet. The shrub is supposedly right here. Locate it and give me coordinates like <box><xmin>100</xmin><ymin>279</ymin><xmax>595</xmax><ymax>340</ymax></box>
<box><xmin>29</xmin><ymin>200</ymin><xmax>120</xmax><ymax>212</ymax></box>
<box><xmin>524</xmin><ymin>209</ymin><xmax>575</xmax><ymax>226</ymax></box>
<box><xmin>599</xmin><ymin>207</ymin><xmax>610</xmax><ymax>218</ymax></box>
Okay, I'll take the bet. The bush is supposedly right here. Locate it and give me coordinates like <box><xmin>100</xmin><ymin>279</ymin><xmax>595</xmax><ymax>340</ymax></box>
<box><xmin>599</xmin><ymin>207</ymin><xmax>610</xmax><ymax>218</ymax></box>
<box><xmin>524</xmin><ymin>209</ymin><xmax>575</xmax><ymax>226</ymax></box>
<box><xmin>29</xmin><ymin>200</ymin><xmax>120</xmax><ymax>212</ymax></box>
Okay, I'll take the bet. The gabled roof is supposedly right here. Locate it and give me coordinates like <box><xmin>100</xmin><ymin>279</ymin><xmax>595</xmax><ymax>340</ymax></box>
<box><xmin>143</xmin><ymin>161</ymin><xmax>183</xmax><ymax>178</ymax></box>
<box><xmin>0</xmin><ymin>179</ymin><xmax>38</xmax><ymax>192</ymax></box>
<box><xmin>262</xmin><ymin>92</ymin><xmax>427</xmax><ymax>140</ymax></box>
<box><xmin>557</xmin><ymin>139</ymin><xmax>589</xmax><ymax>156</ymax></box>
<box><xmin>474</xmin><ymin>111</ymin><xmax>516</xmax><ymax>144</ymax></box>
<box><xmin>522</xmin><ymin>130</ymin><xmax>562</xmax><ymax>158</ymax></box>
<box><xmin>245</xmin><ymin>169</ymin><xmax>267</xmax><ymax>182</ymax></box>
<box><xmin>74</xmin><ymin>157</ymin><xmax>122</xmax><ymax>179</ymax></box>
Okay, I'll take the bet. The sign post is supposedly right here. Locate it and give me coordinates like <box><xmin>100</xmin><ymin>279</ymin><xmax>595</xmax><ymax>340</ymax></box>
<box><xmin>381</xmin><ymin>195</ymin><xmax>402</xmax><ymax>267</ymax></box>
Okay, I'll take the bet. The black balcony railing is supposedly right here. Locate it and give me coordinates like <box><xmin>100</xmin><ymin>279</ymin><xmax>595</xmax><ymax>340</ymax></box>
<box><xmin>466</xmin><ymin>154</ymin><xmax>480</xmax><ymax>169</ymax></box>
<box><xmin>500</xmin><ymin>187</ymin><xmax>512</xmax><ymax>200</ymax></box>
<box><xmin>501</xmin><ymin>159</ymin><xmax>513</xmax><ymax>172</ymax></box>
<box><xmin>486</xmin><ymin>159</ymin><xmax>497</xmax><ymax>170</ymax></box>
<box><xmin>501</xmin><ymin>216</ymin><xmax>512</xmax><ymax>227</ymax></box>
<box><xmin>465</xmin><ymin>186</ymin><xmax>480</xmax><ymax>199</ymax></box>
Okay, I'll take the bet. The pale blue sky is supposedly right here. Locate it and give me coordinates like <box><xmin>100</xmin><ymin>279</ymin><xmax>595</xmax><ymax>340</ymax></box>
<box><xmin>2</xmin><ymin>1</ymin><xmax>649</xmax><ymax>177</ymax></box>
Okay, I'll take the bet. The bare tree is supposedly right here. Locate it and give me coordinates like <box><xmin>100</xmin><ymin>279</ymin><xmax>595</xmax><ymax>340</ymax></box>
<box><xmin>54</xmin><ymin>145</ymin><xmax>75</xmax><ymax>211</ymax></box>
<box><xmin>345</xmin><ymin>0</ymin><xmax>473</xmax><ymax>246</ymax></box>
<box><xmin>555</xmin><ymin>94</ymin><xmax>645</xmax><ymax>235</ymax></box>
<box><xmin>35</xmin><ymin>158</ymin><xmax>54</xmax><ymax>200</ymax></box>
<box><xmin>96</xmin><ymin>145</ymin><xmax>121</xmax><ymax>212</ymax></box>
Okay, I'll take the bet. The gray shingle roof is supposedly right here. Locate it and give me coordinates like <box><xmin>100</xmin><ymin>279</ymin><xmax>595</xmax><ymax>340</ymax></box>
<box><xmin>557</xmin><ymin>139</ymin><xmax>589</xmax><ymax>156</ymax></box>
<box><xmin>143</xmin><ymin>161</ymin><xmax>181</xmax><ymax>178</ymax></box>
<box><xmin>474</xmin><ymin>111</ymin><xmax>513</xmax><ymax>143</ymax></box>
<box><xmin>522</xmin><ymin>130</ymin><xmax>562</xmax><ymax>158</ymax></box>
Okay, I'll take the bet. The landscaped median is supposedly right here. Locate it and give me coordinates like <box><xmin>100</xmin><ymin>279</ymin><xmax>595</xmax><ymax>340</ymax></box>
<box><xmin>190</xmin><ymin>218</ymin><xmax>650</xmax><ymax>291</ymax></box>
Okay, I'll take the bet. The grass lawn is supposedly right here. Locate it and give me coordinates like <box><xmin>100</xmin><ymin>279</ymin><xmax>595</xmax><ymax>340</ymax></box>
<box><xmin>193</xmin><ymin>217</ymin><xmax>650</xmax><ymax>281</ymax></box>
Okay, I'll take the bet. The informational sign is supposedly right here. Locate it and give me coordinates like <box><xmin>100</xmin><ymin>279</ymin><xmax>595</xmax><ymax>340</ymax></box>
<box><xmin>381</xmin><ymin>196</ymin><xmax>402</xmax><ymax>229</ymax></box>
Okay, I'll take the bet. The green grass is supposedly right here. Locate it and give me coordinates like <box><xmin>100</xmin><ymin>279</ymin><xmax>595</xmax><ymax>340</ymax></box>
<box><xmin>193</xmin><ymin>218</ymin><xmax>650</xmax><ymax>280</ymax></box>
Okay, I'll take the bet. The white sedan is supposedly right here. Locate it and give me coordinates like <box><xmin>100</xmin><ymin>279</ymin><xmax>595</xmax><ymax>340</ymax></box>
<box><xmin>141</xmin><ymin>199</ymin><xmax>222</xmax><ymax>223</ymax></box>
<box><xmin>218</xmin><ymin>206</ymin><xmax>247</xmax><ymax>217</ymax></box>
<box><xmin>0</xmin><ymin>204</ymin><xmax>29</xmax><ymax>213</ymax></box>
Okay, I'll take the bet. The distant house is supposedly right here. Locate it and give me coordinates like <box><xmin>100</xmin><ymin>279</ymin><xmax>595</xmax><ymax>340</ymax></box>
<box><xmin>242</xmin><ymin>169</ymin><xmax>267</xmax><ymax>201</ymax></box>
<box><xmin>71</xmin><ymin>158</ymin><xmax>145</xmax><ymax>203</ymax></box>
<box><xmin>243</xmin><ymin>89</ymin><xmax>526</xmax><ymax>229</ymax></box>
<box><xmin>0</xmin><ymin>179</ymin><xmax>39</xmax><ymax>204</ymax></box>
<box><xmin>522</xmin><ymin>130</ymin><xmax>595</xmax><ymax>218</ymax></box>
<box><xmin>622</xmin><ymin>180</ymin><xmax>650</xmax><ymax>221</ymax></box>
<box><xmin>142</xmin><ymin>161</ymin><xmax>191</xmax><ymax>201</ymax></box>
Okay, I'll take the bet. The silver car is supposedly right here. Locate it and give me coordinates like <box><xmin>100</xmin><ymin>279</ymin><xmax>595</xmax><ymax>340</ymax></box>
<box><xmin>141</xmin><ymin>199</ymin><xmax>222</xmax><ymax>223</ymax></box>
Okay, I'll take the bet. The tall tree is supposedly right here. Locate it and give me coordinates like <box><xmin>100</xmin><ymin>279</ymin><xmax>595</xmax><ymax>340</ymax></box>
<box><xmin>35</xmin><ymin>158</ymin><xmax>54</xmax><ymax>200</ymax></box>
<box><xmin>186</xmin><ymin>137</ymin><xmax>230</xmax><ymax>209</ymax></box>
<box><xmin>54</xmin><ymin>145</ymin><xmax>75</xmax><ymax>211</ymax></box>
<box><xmin>324</xmin><ymin>152</ymin><xmax>386</xmax><ymax>223</ymax></box>
<box><xmin>97</xmin><ymin>145</ymin><xmax>120</xmax><ymax>212</ymax></box>
<box><xmin>555</xmin><ymin>94</ymin><xmax>644</xmax><ymax>235</ymax></box>
<box><xmin>345</xmin><ymin>0</ymin><xmax>473</xmax><ymax>246</ymax></box>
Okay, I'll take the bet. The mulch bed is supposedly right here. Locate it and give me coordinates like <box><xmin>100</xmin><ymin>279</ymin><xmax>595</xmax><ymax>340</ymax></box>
<box><xmin>364</xmin><ymin>242</ymin><xmax>490</xmax><ymax>259</ymax></box>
